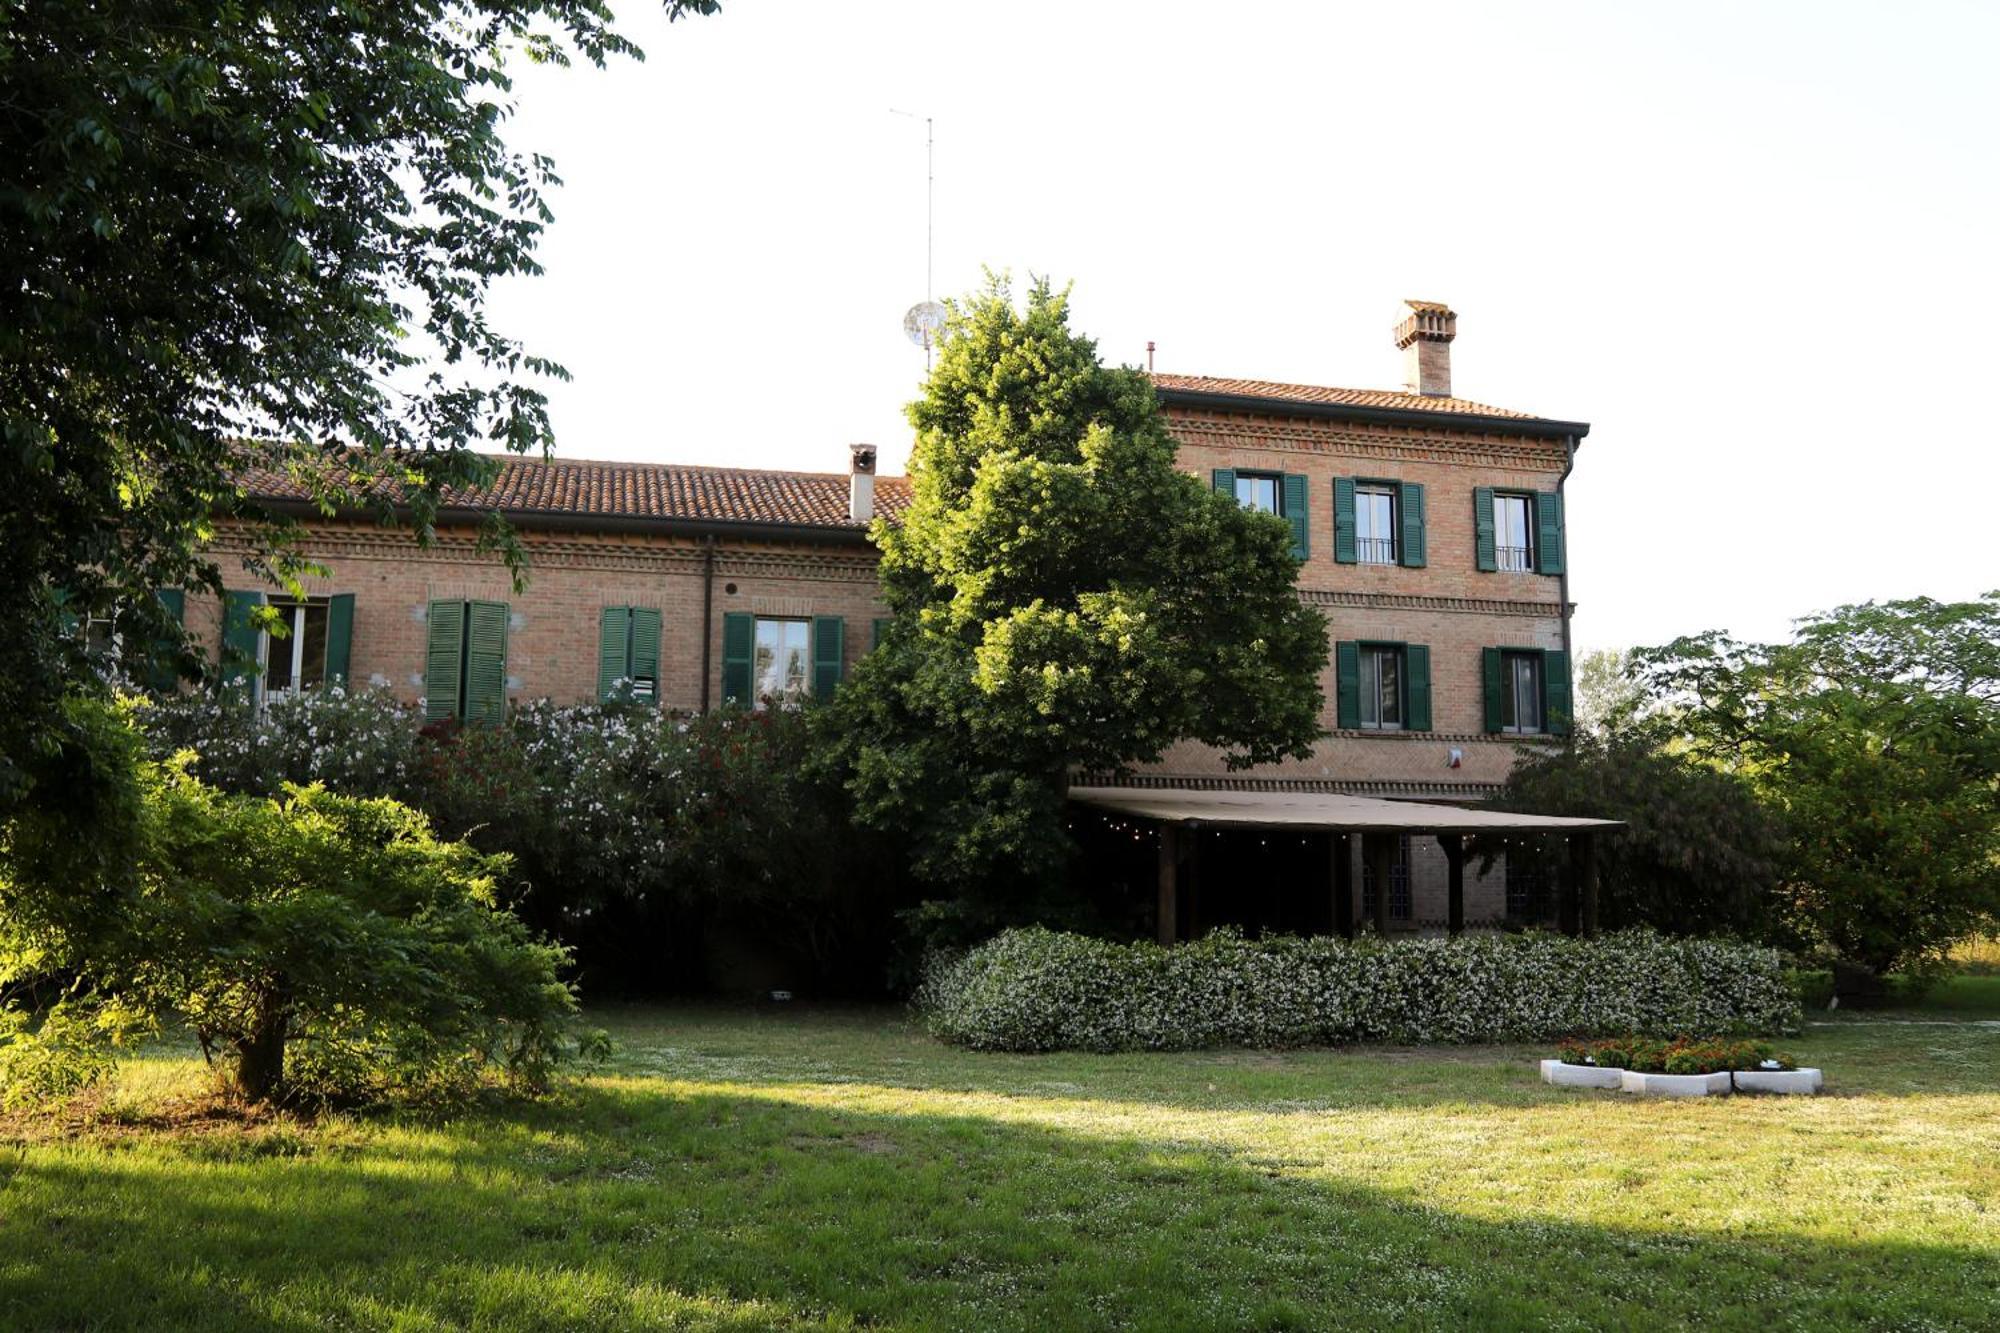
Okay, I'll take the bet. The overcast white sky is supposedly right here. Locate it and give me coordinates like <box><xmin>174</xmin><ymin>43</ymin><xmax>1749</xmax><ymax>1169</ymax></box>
<box><xmin>488</xmin><ymin>0</ymin><xmax>1999</xmax><ymax>654</ymax></box>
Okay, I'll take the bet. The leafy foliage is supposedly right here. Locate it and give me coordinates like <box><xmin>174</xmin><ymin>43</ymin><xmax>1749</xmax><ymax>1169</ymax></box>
<box><xmin>918</xmin><ymin>926</ymin><xmax>1800</xmax><ymax>1052</ymax></box>
<box><xmin>1487</xmin><ymin>729</ymin><xmax>1793</xmax><ymax>941</ymax></box>
<box><xmin>821</xmin><ymin>276</ymin><xmax>1328</xmax><ymax>893</ymax></box>
<box><xmin>136</xmin><ymin>688</ymin><xmax>904</xmax><ymax>992</ymax></box>
<box><xmin>1</xmin><ymin>702</ymin><xmax>586</xmax><ymax>1107</ymax></box>
<box><xmin>1631</xmin><ymin>593</ymin><xmax>2000</xmax><ymax>976</ymax></box>
<box><xmin>0</xmin><ymin>0</ymin><xmax>715</xmax><ymax>815</ymax></box>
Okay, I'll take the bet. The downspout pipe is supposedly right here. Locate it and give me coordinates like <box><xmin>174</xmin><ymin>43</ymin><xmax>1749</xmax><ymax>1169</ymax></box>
<box><xmin>700</xmin><ymin>536</ymin><xmax>716</xmax><ymax>712</ymax></box>
<box><xmin>1556</xmin><ymin>433</ymin><xmax>1577</xmax><ymax>743</ymax></box>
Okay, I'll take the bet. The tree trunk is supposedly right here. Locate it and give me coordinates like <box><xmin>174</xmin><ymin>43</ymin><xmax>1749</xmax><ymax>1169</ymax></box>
<box><xmin>232</xmin><ymin>993</ymin><xmax>290</xmax><ymax>1104</ymax></box>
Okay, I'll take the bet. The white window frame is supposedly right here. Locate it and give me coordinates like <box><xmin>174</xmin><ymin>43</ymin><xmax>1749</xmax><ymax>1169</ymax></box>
<box><xmin>260</xmin><ymin>598</ymin><xmax>330</xmax><ymax>705</ymax></box>
<box><xmin>751</xmin><ymin>616</ymin><xmax>811</xmax><ymax>711</ymax></box>
<box><xmin>1501</xmin><ymin>650</ymin><xmax>1544</xmax><ymax>735</ymax></box>
<box><xmin>1354</xmin><ymin>485</ymin><xmax>1398</xmax><ymax>565</ymax></box>
<box><xmin>1234</xmin><ymin>472</ymin><xmax>1283</xmax><ymax>517</ymax></box>
<box><xmin>1357</xmin><ymin>644</ymin><xmax>1404</xmax><ymax>732</ymax></box>
<box><xmin>1495</xmin><ymin>494</ymin><xmax>1535</xmax><ymax>572</ymax></box>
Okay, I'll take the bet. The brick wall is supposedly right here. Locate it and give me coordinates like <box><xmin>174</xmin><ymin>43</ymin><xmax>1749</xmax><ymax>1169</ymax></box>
<box><xmin>192</xmin><ymin>523</ymin><xmax>890</xmax><ymax>711</ymax></box>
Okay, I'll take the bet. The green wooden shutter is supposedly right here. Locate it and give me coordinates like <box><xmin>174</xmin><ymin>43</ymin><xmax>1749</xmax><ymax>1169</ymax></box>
<box><xmin>1481</xmin><ymin>647</ymin><xmax>1504</xmax><ymax>733</ymax></box>
<box><xmin>1335</xmin><ymin>640</ymin><xmax>1360</xmax><ymax>730</ymax></box>
<box><xmin>425</xmin><ymin>599</ymin><xmax>465</xmax><ymax>722</ymax></box>
<box><xmin>324</xmin><ymin>593</ymin><xmax>354</xmax><ymax>687</ymax></box>
<box><xmin>1211</xmin><ymin>468</ymin><xmax>1237</xmax><ymax>500</ymax></box>
<box><xmin>221</xmin><ymin>590</ymin><xmax>265</xmax><ymax>702</ymax></box>
<box><xmin>1399</xmin><ymin>482</ymin><xmax>1427</xmax><ymax>568</ymax></box>
<box><xmin>1536</xmin><ymin>491</ymin><xmax>1565</xmax><ymax>575</ymax></box>
<box><xmin>1404</xmin><ymin>643</ymin><xmax>1431</xmax><ymax>732</ymax></box>
<box><xmin>1474</xmin><ymin>488</ymin><xmax>1497</xmax><ymax>572</ymax></box>
<box><xmin>1282</xmin><ymin>473</ymin><xmax>1309</xmax><ymax>561</ymax></box>
<box><xmin>146</xmin><ymin>589</ymin><xmax>186</xmax><ymax>692</ymax></box>
<box><xmin>812</xmin><ymin>616</ymin><xmax>845</xmax><ymax>701</ymax></box>
<box><xmin>721</xmin><ymin>612</ymin><xmax>754</xmax><ymax>706</ymax></box>
<box><xmin>597</xmin><ymin>605</ymin><xmax>631</xmax><ymax>701</ymax></box>
<box><xmin>1543</xmin><ymin>649</ymin><xmax>1572</xmax><ymax>736</ymax></box>
<box><xmin>630</xmin><ymin>608</ymin><xmax>661</xmax><ymax>700</ymax></box>
<box><xmin>1332</xmin><ymin>477</ymin><xmax>1357</xmax><ymax>564</ymax></box>
<box><xmin>464</xmin><ymin>600</ymin><xmax>509</xmax><ymax>724</ymax></box>
<box><xmin>872</xmin><ymin>617</ymin><xmax>892</xmax><ymax>650</ymax></box>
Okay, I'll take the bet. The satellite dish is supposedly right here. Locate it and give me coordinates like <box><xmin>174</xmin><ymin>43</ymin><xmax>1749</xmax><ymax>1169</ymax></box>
<box><xmin>903</xmin><ymin>301</ymin><xmax>947</xmax><ymax>348</ymax></box>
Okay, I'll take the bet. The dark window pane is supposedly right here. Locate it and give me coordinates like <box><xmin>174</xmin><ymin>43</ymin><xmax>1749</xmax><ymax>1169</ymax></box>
<box><xmin>298</xmin><ymin>604</ymin><xmax>328</xmax><ymax>689</ymax></box>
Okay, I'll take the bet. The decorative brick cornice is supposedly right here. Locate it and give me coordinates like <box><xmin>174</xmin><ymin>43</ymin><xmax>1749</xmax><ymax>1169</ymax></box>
<box><xmin>1298</xmin><ymin>588</ymin><xmax>1564</xmax><ymax>618</ymax></box>
<box><xmin>1168</xmin><ymin>413</ymin><xmax>1570</xmax><ymax>470</ymax></box>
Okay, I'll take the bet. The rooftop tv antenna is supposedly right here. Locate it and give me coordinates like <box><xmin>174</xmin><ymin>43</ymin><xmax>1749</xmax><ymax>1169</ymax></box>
<box><xmin>891</xmin><ymin>108</ymin><xmax>945</xmax><ymax>368</ymax></box>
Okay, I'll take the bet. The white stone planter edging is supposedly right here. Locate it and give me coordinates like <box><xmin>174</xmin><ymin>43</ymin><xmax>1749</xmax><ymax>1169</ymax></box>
<box><xmin>1733</xmin><ymin>1067</ymin><xmax>1823</xmax><ymax>1095</ymax></box>
<box><xmin>1540</xmin><ymin>1059</ymin><xmax>1623</xmax><ymax>1090</ymax></box>
<box><xmin>1619</xmin><ymin>1069</ymin><xmax>1732</xmax><ymax>1097</ymax></box>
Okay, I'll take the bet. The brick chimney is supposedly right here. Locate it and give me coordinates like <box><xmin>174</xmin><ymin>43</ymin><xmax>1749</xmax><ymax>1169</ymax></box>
<box><xmin>848</xmin><ymin>443</ymin><xmax>877</xmax><ymax>522</ymax></box>
<box><xmin>1394</xmin><ymin>300</ymin><xmax>1457</xmax><ymax>398</ymax></box>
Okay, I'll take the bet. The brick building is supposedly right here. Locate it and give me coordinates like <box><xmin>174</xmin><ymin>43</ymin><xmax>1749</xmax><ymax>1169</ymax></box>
<box><xmin>192</xmin><ymin>300</ymin><xmax>1593</xmax><ymax>934</ymax></box>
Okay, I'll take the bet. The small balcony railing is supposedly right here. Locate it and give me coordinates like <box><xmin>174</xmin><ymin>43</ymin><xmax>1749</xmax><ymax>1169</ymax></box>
<box><xmin>1497</xmin><ymin>544</ymin><xmax>1533</xmax><ymax>572</ymax></box>
<box><xmin>1357</xmin><ymin>536</ymin><xmax>1396</xmax><ymax>565</ymax></box>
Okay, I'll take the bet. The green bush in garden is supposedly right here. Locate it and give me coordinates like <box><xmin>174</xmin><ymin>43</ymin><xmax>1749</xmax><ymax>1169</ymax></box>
<box><xmin>918</xmin><ymin>927</ymin><xmax>1801</xmax><ymax>1052</ymax></box>
<box><xmin>2</xmin><ymin>700</ymin><xmax>591</xmax><ymax>1107</ymax></box>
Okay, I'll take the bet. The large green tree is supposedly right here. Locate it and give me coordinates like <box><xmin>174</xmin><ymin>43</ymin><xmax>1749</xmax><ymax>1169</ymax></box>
<box><xmin>0</xmin><ymin>0</ymin><xmax>714</xmax><ymax>813</ymax></box>
<box><xmin>1631</xmin><ymin>593</ymin><xmax>2000</xmax><ymax>975</ymax></box>
<box><xmin>821</xmin><ymin>277</ymin><xmax>1327</xmax><ymax>901</ymax></box>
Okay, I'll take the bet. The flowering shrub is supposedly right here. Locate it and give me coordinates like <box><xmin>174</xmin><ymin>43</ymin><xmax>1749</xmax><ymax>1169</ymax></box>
<box><xmin>141</xmin><ymin>686</ymin><xmax>421</xmax><ymax>799</ymax></box>
<box><xmin>918</xmin><ymin>927</ymin><xmax>1802</xmax><ymax>1052</ymax></box>
<box><xmin>137</xmin><ymin>689</ymin><xmax>905</xmax><ymax>991</ymax></box>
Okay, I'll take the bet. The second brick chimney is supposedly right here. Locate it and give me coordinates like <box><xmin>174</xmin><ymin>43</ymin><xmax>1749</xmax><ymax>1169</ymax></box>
<box><xmin>1394</xmin><ymin>300</ymin><xmax>1457</xmax><ymax>398</ymax></box>
<box><xmin>848</xmin><ymin>443</ymin><xmax>877</xmax><ymax>522</ymax></box>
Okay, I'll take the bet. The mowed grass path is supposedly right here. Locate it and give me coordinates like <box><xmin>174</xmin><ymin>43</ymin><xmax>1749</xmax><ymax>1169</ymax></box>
<box><xmin>4</xmin><ymin>986</ymin><xmax>1998</xmax><ymax>1331</ymax></box>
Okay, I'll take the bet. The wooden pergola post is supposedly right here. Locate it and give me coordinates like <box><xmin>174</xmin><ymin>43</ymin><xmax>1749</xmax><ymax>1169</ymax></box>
<box><xmin>1552</xmin><ymin>831</ymin><xmax>1580</xmax><ymax>936</ymax></box>
<box><xmin>1364</xmin><ymin>832</ymin><xmax>1395</xmax><ymax>936</ymax></box>
<box><xmin>1330</xmin><ymin>832</ymin><xmax>1354</xmax><ymax>940</ymax></box>
<box><xmin>1439</xmin><ymin>833</ymin><xmax>1466</xmax><ymax>937</ymax></box>
<box><xmin>1571</xmin><ymin>829</ymin><xmax>1600</xmax><ymax>938</ymax></box>
<box><xmin>1156</xmin><ymin>823</ymin><xmax>1180</xmax><ymax>945</ymax></box>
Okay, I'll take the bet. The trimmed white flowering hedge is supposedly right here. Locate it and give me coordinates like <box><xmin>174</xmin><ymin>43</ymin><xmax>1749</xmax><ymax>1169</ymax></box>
<box><xmin>918</xmin><ymin>927</ymin><xmax>1801</xmax><ymax>1051</ymax></box>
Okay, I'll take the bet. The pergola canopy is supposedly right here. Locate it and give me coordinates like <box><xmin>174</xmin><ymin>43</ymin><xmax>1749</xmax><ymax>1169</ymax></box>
<box><xmin>1068</xmin><ymin>786</ymin><xmax>1623</xmax><ymax>836</ymax></box>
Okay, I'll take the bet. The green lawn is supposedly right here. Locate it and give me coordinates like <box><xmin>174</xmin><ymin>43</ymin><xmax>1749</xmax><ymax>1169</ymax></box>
<box><xmin>4</xmin><ymin>995</ymin><xmax>1998</xmax><ymax>1331</ymax></box>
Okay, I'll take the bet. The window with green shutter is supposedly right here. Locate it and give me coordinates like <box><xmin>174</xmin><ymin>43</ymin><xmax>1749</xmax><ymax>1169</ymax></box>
<box><xmin>812</xmin><ymin>616</ymin><xmax>845</xmax><ymax>701</ymax></box>
<box><xmin>325</xmin><ymin>593</ymin><xmax>354</xmax><ymax>687</ymax></box>
<box><xmin>221</xmin><ymin>590</ymin><xmax>265</xmax><ymax>703</ymax></box>
<box><xmin>1404</xmin><ymin>643</ymin><xmax>1431</xmax><ymax>731</ymax></box>
<box><xmin>1535</xmin><ymin>491</ymin><xmax>1565</xmax><ymax>575</ymax></box>
<box><xmin>1334</xmin><ymin>640</ymin><xmax>1361</xmax><ymax>730</ymax></box>
<box><xmin>1481</xmin><ymin>646</ymin><xmax>1505</xmax><ymax>732</ymax></box>
<box><xmin>424</xmin><ymin>598</ymin><xmax>509</xmax><ymax>723</ymax></box>
<box><xmin>720</xmin><ymin>612</ymin><xmax>755</xmax><ymax>707</ymax></box>
<box><xmin>464</xmin><ymin>600</ymin><xmax>509</xmax><ymax>724</ymax></box>
<box><xmin>1398</xmin><ymin>482</ymin><xmax>1427</xmax><ymax>568</ymax></box>
<box><xmin>1474</xmin><ymin>488</ymin><xmax>1498</xmax><ymax>572</ymax></box>
<box><xmin>872</xmin><ymin>618</ymin><xmax>893</xmax><ymax>650</ymax></box>
<box><xmin>1281</xmin><ymin>472</ymin><xmax>1309</xmax><ymax>561</ymax></box>
<box><xmin>1542</xmin><ymin>648</ymin><xmax>1571</xmax><ymax>735</ymax></box>
<box><xmin>597</xmin><ymin>605</ymin><xmax>662</xmax><ymax>703</ymax></box>
<box><xmin>1332</xmin><ymin>477</ymin><xmax>1358</xmax><ymax>564</ymax></box>
<box><xmin>424</xmin><ymin>600</ymin><xmax>464</xmax><ymax>722</ymax></box>
<box><xmin>1487</xmin><ymin>646</ymin><xmax>1564</xmax><ymax>735</ymax></box>
<box><xmin>1340</xmin><ymin>641</ymin><xmax>1430</xmax><ymax>732</ymax></box>
<box><xmin>145</xmin><ymin>589</ymin><xmax>186</xmax><ymax>693</ymax></box>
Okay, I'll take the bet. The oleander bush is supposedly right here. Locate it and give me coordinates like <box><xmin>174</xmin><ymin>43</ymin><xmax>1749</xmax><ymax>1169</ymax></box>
<box><xmin>918</xmin><ymin>927</ymin><xmax>1801</xmax><ymax>1052</ymax></box>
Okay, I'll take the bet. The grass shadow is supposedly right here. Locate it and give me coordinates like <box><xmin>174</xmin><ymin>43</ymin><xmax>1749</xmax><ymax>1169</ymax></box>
<box><xmin>3</xmin><ymin>1078</ymin><xmax>1996</xmax><ymax>1331</ymax></box>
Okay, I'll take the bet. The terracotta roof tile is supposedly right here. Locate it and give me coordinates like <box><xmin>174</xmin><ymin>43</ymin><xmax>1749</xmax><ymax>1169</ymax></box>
<box><xmin>241</xmin><ymin>455</ymin><xmax>911</xmax><ymax>530</ymax></box>
<box><xmin>1152</xmin><ymin>372</ymin><xmax>1539</xmax><ymax>420</ymax></box>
